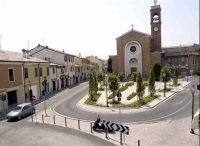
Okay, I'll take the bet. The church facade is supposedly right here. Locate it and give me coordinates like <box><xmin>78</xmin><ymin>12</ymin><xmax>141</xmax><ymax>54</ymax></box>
<box><xmin>110</xmin><ymin>4</ymin><xmax>199</xmax><ymax>78</ymax></box>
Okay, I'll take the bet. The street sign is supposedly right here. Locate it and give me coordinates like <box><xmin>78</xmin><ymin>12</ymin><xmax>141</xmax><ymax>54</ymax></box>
<box><xmin>118</xmin><ymin>97</ymin><xmax>121</xmax><ymax>102</ymax></box>
<box><xmin>117</xmin><ymin>91</ymin><xmax>122</xmax><ymax>97</ymax></box>
<box><xmin>103</xmin><ymin>120</ymin><xmax>129</xmax><ymax>135</ymax></box>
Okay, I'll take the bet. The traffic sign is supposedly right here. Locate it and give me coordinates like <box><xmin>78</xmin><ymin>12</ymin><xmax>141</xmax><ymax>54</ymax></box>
<box><xmin>103</xmin><ymin>120</ymin><xmax>129</xmax><ymax>135</ymax></box>
<box><xmin>117</xmin><ymin>91</ymin><xmax>122</xmax><ymax>98</ymax></box>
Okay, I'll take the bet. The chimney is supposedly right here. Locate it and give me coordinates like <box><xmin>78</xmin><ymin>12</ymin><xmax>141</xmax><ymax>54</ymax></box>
<box><xmin>26</xmin><ymin>49</ymin><xmax>30</xmax><ymax>59</ymax></box>
<box><xmin>38</xmin><ymin>44</ymin><xmax>40</xmax><ymax>47</ymax></box>
<box><xmin>79</xmin><ymin>53</ymin><xmax>81</xmax><ymax>57</ymax></box>
<box><xmin>22</xmin><ymin>49</ymin><xmax>26</xmax><ymax>58</ymax></box>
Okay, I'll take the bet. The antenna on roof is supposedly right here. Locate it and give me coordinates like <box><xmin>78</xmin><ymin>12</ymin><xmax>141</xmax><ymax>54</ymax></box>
<box><xmin>0</xmin><ymin>34</ymin><xmax>3</xmax><ymax>51</ymax></box>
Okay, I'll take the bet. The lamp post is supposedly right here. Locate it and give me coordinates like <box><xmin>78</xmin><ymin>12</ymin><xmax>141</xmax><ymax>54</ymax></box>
<box><xmin>43</xmin><ymin>77</ymin><xmax>47</xmax><ymax>115</ymax></box>
<box><xmin>186</xmin><ymin>64</ymin><xmax>188</xmax><ymax>82</ymax></box>
<box><xmin>105</xmin><ymin>73</ymin><xmax>108</xmax><ymax>107</ymax></box>
<box><xmin>163</xmin><ymin>73</ymin><xmax>166</xmax><ymax>97</ymax></box>
<box><xmin>190</xmin><ymin>85</ymin><xmax>196</xmax><ymax>134</ymax></box>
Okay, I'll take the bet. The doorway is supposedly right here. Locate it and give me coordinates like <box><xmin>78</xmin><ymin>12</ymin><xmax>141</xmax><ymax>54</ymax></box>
<box><xmin>53</xmin><ymin>81</ymin><xmax>56</xmax><ymax>91</ymax></box>
<box><xmin>7</xmin><ymin>90</ymin><xmax>17</xmax><ymax>109</ymax></box>
<box><xmin>130</xmin><ymin>67</ymin><xmax>137</xmax><ymax>74</ymax></box>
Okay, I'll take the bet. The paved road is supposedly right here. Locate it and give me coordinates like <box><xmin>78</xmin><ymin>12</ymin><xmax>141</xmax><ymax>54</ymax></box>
<box><xmin>0</xmin><ymin>118</ymin><xmax>116</xmax><ymax>146</ymax></box>
<box><xmin>54</xmin><ymin>76</ymin><xmax>199</xmax><ymax>123</ymax></box>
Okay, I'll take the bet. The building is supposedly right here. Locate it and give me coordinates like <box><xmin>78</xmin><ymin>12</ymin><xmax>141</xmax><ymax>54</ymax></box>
<box><xmin>30</xmin><ymin>44</ymin><xmax>75</xmax><ymax>87</ymax></box>
<box><xmin>0</xmin><ymin>50</ymin><xmax>49</xmax><ymax>113</ymax></box>
<box><xmin>109</xmin><ymin>3</ymin><xmax>200</xmax><ymax>78</ymax></box>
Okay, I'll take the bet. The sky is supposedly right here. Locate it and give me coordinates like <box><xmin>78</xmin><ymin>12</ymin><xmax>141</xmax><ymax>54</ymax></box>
<box><xmin>0</xmin><ymin>0</ymin><xmax>199</xmax><ymax>59</ymax></box>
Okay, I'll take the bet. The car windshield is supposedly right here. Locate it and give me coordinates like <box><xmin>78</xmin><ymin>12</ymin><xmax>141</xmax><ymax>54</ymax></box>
<box><xmin>12</xmin><ymin>106</ymin><xmax>22</xmax><ymax>111</ymax></box>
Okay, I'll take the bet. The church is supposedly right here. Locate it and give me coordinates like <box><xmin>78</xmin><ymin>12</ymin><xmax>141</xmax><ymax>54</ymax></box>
<box><xmin>110</xmin><ymin>2</ymin><xmax>200</xmax><ymax>78</ymax></box>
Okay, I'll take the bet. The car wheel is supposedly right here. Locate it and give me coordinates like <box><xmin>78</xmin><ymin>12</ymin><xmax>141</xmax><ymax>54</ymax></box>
<box><xmin>32</xmin><ymin>109</ymin><xmax>35</xmax><ymax>114</ymax></box>
<box><xmin>18</xmin><ymin>115</ymin><xmax>22</xmax><ymax>120</ymax></box>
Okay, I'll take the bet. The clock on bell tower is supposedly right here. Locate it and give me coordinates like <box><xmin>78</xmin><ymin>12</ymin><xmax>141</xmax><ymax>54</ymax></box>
<box><xmin>150</xmin><ymin>4</ymin><xmax>162</xmax><ymax>52</ymax></box>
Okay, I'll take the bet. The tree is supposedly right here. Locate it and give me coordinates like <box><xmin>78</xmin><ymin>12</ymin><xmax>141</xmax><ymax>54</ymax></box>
<box><xmin>148</xmin><ymin>68</ymin><xmax>156</xmax><ymax>96</ymax></box>
<box><xmin>160</xmin><ymin>66</ymin><xmax>171</xmax><ymax>91</ymax></box>
<box><xmin>108</xmin><ymin>74</ymin><xmax>119</xmax><ymax>102</ymax></box>
<box><xmin>136</xmin><ymin>72</ymin><xmax>145</xmax><ymax>102</ymax></box>
<box><xmin>107</xmin><ymin>57</ymin><xmax>113</xmax><ymax>73</ymax></box>
<box><xmin>131</xmin><ymin>72</ymin><xmax>137</xmax><ymax>82</ymax></box>
<box><xmin>173</xmin><ymin>68</ymin><xmax>178</xmax><ymax>84</ymax></box>
<box><xmin>96</xmin><ymin>71</ymin><xmax>104</xmax><ymax>88</ymax></box>
<box><xmin>93</xmin><ymin>72</ymin><xmax>98</xmax><ymax>94</ymax></box>
<box><xmin>118</xmin><ymin>72</ymin><xmax>124</xmax><ymax>86</ymax></box>
<box><xmin>89</xmin><ymin>72</ymin><xmax>95</xmax><ymax>100</ymax></box>
<box><xmin>152</xmin><ymin>63</ymin><xmax>161</xmax><ymax>81</ymax></box>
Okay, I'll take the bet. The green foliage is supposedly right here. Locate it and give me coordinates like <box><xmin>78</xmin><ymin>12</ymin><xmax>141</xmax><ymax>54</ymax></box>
<box><xmin>160</xmin><ymin>66</ymin><xmax>171</xmax><ymax>82</ymax></box>
<box><xmin>108</xmin><ymin>90</ymin><xmax>118</xmax><ymax>99</ymax></box>
<box><xmin>127</xmin><ymin>95</ymin><xmax>160</xmax><ymax>107</ymax></box>
<box><xmin>107</xmin><ymin>57</ymin><xmax>113</xmax><ymax>73</ymax></box>
<box><xmin>96</xmin><ymin>71</ymin><xmax>104</xmax><ymax>88</ymax></box>
<box><xmin>118</xmin><ymin>72</ymin><xmax>124</xmax><ymax>82</ymax></box>
<box><xmin>173</xmin><ymin>68</ymin><xmax>178</xmax><ymax>84</ymax></box>
<box><xmin>158</xmin><ymin>88</ymin><xmax>172</xmax><ymax>92</ymax></box>
<box><xmin>89</xmin><ymin>72</ymin><xmax>95</xmax><ymax>100</ymax></box>
<box><xmin>119</xmin><ymin>86</ymin><xmax>128</xmax><ymax>92</ymax></box>
<box><xmin>136</xmin><ymin>72</ymin><xmax>145</xmax><ymax>102</ymax></box>
<box><xmin>131</xmin><ymin>72</ymin><xmax>137</xmax><ymax>82</ymax></box>
<box><xmin>148</xmin><ymin>68</ymin><xmax>156</xmax><ymax>96</ymax></box>
<box><xmin>108</xmin><ymin>100</ymin><xmax>120</xmax><ymax>104</ymax></box>
<box><xmin>108</xmin><ymin>74</ymin><xmax>119</xmax><ymax>102</ymax></box>
<box><xmin>169</xmin><ymin>83</ymin><xmax>181</xmax><ymax>87</ymax></box>
<box><xmin>93</xmin><ymin>72</ymin><xmax>98</xmax><ymax>94</ymax></box>
<box><xmin>84</xmin><ymin>93</ymin><xmax>101</xmax><ymax>105</ymax></box>
<box><xmin>127</xmin><ymin>92</ymin><xmax>137</xmax><ymax>100</ymax></box>
<box><xmin>152</xmin><ymin>63</ymin><xmax>161</xmax><ymax>81</ymax></box>
<box><xmin>125</xmin><ymin>82</ymin><xmax>134</xmax><ymax>86</ymax></box>
<box><xmin>143</xmin><ymin>82</ymin><xmax>148</xmax><ymax>86</ymax></box>
<box><xmin>98</xmin><ymin>87</ymin><xmax>105</xmax><ymax>91</ymax></box>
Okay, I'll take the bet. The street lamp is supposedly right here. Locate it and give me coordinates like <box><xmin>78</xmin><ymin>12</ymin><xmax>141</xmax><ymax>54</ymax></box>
<box><xmin>43</xmin><ymin>77</ymin><xmax>47</xmax><ymax>115</ymax></box>
<box><xmin>186</xmin><ymin>64</ymin><xmax>188</xmax><ymax>82</ymax></box>
<box><xmin>163</xmin><ymin>73</ymin><xmax>166</xmax><ymax>97</ymax></box>
<box><xmin>190</xmin><ymin>85</ymin><xmax>196</xmax><ymax>134</ymax></box>
<box><xmin>105</xmin><ymin>73</ymin><xmax>108</xmax><ymax>107</ymax></box>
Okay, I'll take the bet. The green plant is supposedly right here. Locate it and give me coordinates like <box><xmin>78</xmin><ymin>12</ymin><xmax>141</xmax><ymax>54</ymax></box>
<box><xmin>152</xmin><ymin>63</ymin><xmax>161</xmax><ymax>81</ymax></box>
<box><xmin>93</xmin><ymin>72</ymin><xmax>98</xmax><ymax>94</ymax></box>
<box><xmin>127</xmin><ymin>92</ymin><xmax>137</xmax><ymax>100</ymax></box>
<box><xmin>136</xmin><ymin>72</ymin><xmax>145</xmax><ymax>102</ymax></box>
<box><xmin>158</xmin><ymin>88</ymin><xmax>172</xmax><ymax>92</ymax></box>
<box><xmin>96</xmin><ymin>71</ymin><xmax>104</xmax><ymax>88</ymax></box>
<box><xmin>143</xmin><ymin>82</ymin><xmax>148</xmax><ymax>86</ymax></box>
<box><xmin>131</xmin><ymin>72</ymin><xmax>137</xmax><ymax>82</ymax></box>
<box><xmin>108</xmin><ymin>91</ymin><xmax>117</xmax><ymax>99</ymax></box>
<box><xmin>119</xmin><ymin>86</ymin><xmax>128</xmax><ymax>92</ymax></box>
<box><xmin>107</xmin><ymin>57</ymin><xmax>113</xmax><ymax>73</ymax></box>
<box><xmin>89</xmin><ymin>72</ymin><xmax>95</xmax><ymax>100</ymax></box>
<box><xmin>98</xmin><ymin>87</ymin><xmax>105</xmax><ymax>91</ymax></box>
<box><xmin>148</xmin><ymin>68</ymin><xmax>156</xmax><ymax>96</ymax></box>
<box><xmin>108</xmin><ymin>74</ymin><xmax>119</xmax><ymax>102</ymax></box>
<box><xmin>84</xmin><ymin>93</ymin><xmax>101</xmax><ymax>105</ymax></box>
<box><xmin>169</xmin><ymin>83</ymin><xmax>181</xmax><ymax>87</ymax></box>
<box><xmin>125</xmin><ymin>82</ymin><xmax>134</xmax><ymax>86</ymax></box>
<box><xmin>108</xmin><ymin>100</ymin><xmax>120</xmax><ymax>104</ymax></box>
<box><xmin>173</xmin><ymin>68</ymin><xmax>178</xmax><ymax>84</ymax></box>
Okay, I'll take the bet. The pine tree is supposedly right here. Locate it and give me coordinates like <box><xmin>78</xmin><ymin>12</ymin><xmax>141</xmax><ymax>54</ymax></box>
<box><xmin>173</xmin><ymin>68</ymin><xmax>178</xmax><ymax>84</ymax></box>
<box><xmin>136</xmin><ymin>72</ymin><xmax>145</xmax><ymax>102</ymax></box>
<box><xmin>93</xmin><ymin>72</ymin><xmax>98</xmax><ymax>94</ymax></box>
<box><xmin>107</xmin><ymin>57</ymin><xmax>113</xmax><ymax>73</ymax></box>
<box><xmin>89</xmin><ymin>72</ymin><xmax>94</xmax><ymax>100</ymax></box>
<box><xmin>108</xmin><ymin>74</ymin><xmax>119</xmax><ymax>102</ymax></box>
<box><xmin>160</xmin><ymin>66</ymin><xmax>171</xmax><ymax>91</ymax></box>
<box><xmin>152</xmin><ymin>63</ymin><xmax>161</xmax><ymax>81</ymax></box>
<box><xmin>148</xmin><ymin>68</ymin><xmax>156</xmax><ymax>96</ymax></box>
<box><xmin>96</xmin><ymin>71</ymin><xmax>104</xmax><ymax>88</ymax></box>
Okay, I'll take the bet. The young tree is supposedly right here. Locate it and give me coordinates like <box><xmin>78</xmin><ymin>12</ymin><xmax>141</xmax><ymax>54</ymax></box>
<box><xmin>173</xmin><ymin>67</ymin><xmax>178</xmax><ymax>84</ymax></box>
<box><xmin>93</xmin><ymin>72</ymin><xmax>98</xmax><ymax>94</ymax></box>
<box><xmin>118</xmin><ymin>72</ymin><xmax>124</xmax><ymax>86</ymax></box>
<box><xmin>96</xmin><ymin>71</ymin><xmax>104</xmax><ymax>88</ymax></box>
<box><xmin>152</xmin><ymin>63</ymin><xmax>161</xmax><ymax>81</ymax></box>
<box><xmin>160</xmin><ymin>66</ymin><xmax>171</xmax><ymax>91</ymax></box>
<box><xmin>136</xmin><ymin>72</ymin><xmax>145</xmax><ymax>102</ymax></box>
<box><xmin>108</xmin><ymin>74</ymin><xmax>119</xmax><ymax>102</ymax></box>
<box><xmin>131</xmin><ymin>72</ymin><xmax>137</xmax><ymax>82</ymax></box>
<box><xmin>148</xmin><ymin>68</ymin><xmax>156</xmax><ymax>96</ymax></box>
<box><xmin>107</xmin><ymin>57</ymin><xmax>113</xmax><ymax>73</ymax></box>
<box><xmin>89</xmin><ymin>72</ymin><xmax>95</xmax><ymax>100</ymax></box>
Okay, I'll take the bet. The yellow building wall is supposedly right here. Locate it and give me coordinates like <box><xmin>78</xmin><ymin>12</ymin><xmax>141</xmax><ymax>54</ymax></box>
<box><xmin>24</xmin><ymin>63</ymin><xmax>50</xmax><ymax>101</ymax></box>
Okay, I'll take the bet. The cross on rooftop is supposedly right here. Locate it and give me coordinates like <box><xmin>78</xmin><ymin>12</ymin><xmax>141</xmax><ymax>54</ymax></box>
<box><xmin>131</xmin><ymin>24</ymin><xmax>134</xmax><ymax>30</ymax></box>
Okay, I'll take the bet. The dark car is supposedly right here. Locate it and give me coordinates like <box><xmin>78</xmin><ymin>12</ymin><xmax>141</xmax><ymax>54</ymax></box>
<box><xmin>6</xmin><ymin>103</ymin><xmax>35</xmax><ymax>120</ymax></box>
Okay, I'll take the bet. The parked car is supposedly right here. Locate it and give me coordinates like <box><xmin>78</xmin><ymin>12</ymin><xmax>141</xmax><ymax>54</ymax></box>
<box><xmin>6</xmin><ymin>103</ymin><xmax>35</xmax><ymax>120</ymax></box>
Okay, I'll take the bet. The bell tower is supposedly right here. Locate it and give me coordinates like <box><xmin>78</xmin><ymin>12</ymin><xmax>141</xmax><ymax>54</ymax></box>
<box><xmin>150</xmin><ymin>1</ymin><xmax>162</xmax><ymax>52</ymax></box>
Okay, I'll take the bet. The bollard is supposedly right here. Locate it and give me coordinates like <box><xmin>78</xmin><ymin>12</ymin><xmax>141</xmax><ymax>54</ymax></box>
<box><xmin>120</xmin><ymin>132</ymin><xmax>122</xmax><ymax>145</ymax></box>
<box><xmin>53</xmin><ymin>115</ymin><xmax>55</xmax><ymax>124</ymax></box>
<box><xmin>78</xmin><ymin>119</ymin><xmax>80</xmax><ymax>130</ymax></box>
<box><xmin>105</xmin><ymin>128</ymin><xmax>108</xmax><ymax>139</ymax></box>
<box><xmin>138</xmin><ymin>140</ymin><xmax>140</xmax><ymax>146</ymax></box>
<box><xmin>31</xmin><ymin>113</ymin><xmax>33</xmax><ymax>122</ymax></box>
<box><xmin>65</xmin><ymin>117</ymin><xmax>67</xmax><ymax>127</ymax></box>
<box><xmin>91</xmin><ymin>123</ymin><xmax>93</xmax><ymax>133</ymax></box>
<box><xmin>42</xmin><ymin>114</ymin><xmax>44</xmax><ymax>123</ymax></box>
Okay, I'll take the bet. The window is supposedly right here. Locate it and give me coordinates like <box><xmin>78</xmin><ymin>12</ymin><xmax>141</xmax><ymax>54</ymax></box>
<box><xmin>24</xmin><ymin>68</ymin><xmax>28</xmax><ymax>78</ymax></box>
<box><xmin>61</xmin><ymin>69</ymin><xmax>64</xmax><ymax>74</ymax></box>
<box><xmin>130</xmin><ymin>46</ymin><xmax>136</xmax><ymax>53</ymax></box>
<box><xmin>174</xmin><ymin>58</ymin><xmax>177</xmax><ymax>62</ymax></box>
<box><xmin>182</xmin><ymin>57</ymin><xmax>185</xmax><ymax>62</ymax></box>
<box><xmin>70</xmin><ymin>67</ymin><xmax>72</xmax><ymax>72</ymax></box>
<box><xmin>129</xmin><ymin>58</ymin><xmax>138</xmax><ymax>63</ymax></box>
<box><xmin>53</xmin><ymin>67</ymin><xmax>55</xmax><ymax>74</ymax></box>
<box><xmin>8</xmin><ymin>68</ymin><xmax>15</xmax><ymax>81</ymax></box>
<box><xmin>168</xmin><ymin>58</ymin><xmax>171</xmax><ymax>62</ymax></box>
<box><xmin>69</xmin><ymin>57</ymin><xmax>70</xmax><ymax>62</ymax></box>
<box><xmin>35</xmin><ymin>68</ymin><xmax>38</xmax><ymax>77</ymax></box>
<box><xmin>45</xmin><ymin>57</ymin><xmax>47</xmax><ymax>60</ymax></box>
<box><xmin>47</xmin><ymin>67</ymin><xmax>49</xmax><ymax>75</ymax></box>
<box><xmin>40</xmin><ymin>68</ymin><xmax>42</xmax><ymax>76</ymax></box>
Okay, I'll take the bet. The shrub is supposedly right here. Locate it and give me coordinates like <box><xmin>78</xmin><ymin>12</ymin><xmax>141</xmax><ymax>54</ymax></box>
<box><xmin>119</xmin><ymin>86</ymin><xmax>128</xmax><ymax>92</ymax></box>
<box><xmin>108</xmin><ymin>90</ymin><xmax>118</xmax><ymax>99</ymax></box>
<box><xmin>127</xmin><ymin>92</ymin><xmax>137</xmax><ymax>100</ymax></box>
<box><xmin>158</xmin><ymin>88</ymin><xmax>172</xmax><ymax>92</ymax></box>
<box><xmin>98</xmin><ymin>87</ymin><xmax>105</xmax><ymax>91</ymax></box>
<box><xmin>84</xmin><ymin>93</ymin><xmax>101</xmax><ymax>105</ymax></box>
<box><xmin>125</xmin><ymin>82</ymin><xmax>134</xmax><ymax>86</ymax></box>
<box><xmin>143</xmin><ymin>82</ymin><xmax>148</xmax><ymax>87</ymax></box>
